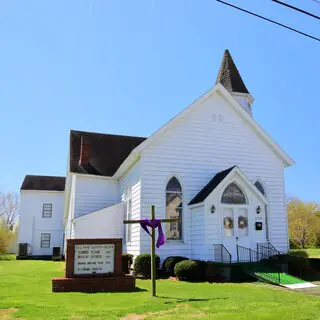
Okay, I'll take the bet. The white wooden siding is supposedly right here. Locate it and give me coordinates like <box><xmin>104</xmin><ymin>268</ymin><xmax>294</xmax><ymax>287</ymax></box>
<box><xmin>75</xmin><ymin>202</ymin><xmax>124</xmax><ymax>239</ymax></box>
<box><xmin>18</xmin><ymin>190</ymin><xmax>64</xmax><ymax>256</ymax></box>
<box><xmin>140</xmin><ymin>92</ymin><xmax>288</xmax><ymax>261</ymax></box>
<box><xmin>190</xmin><ymin>206</ymin><xmax>210</xmax><ymax>260</ymax></box>
<box><xmin>74</xmin><ymin>176</ymin><xmax>119</xmax><ymax>218</ymax></box>
<box><xmin>64</xmin><ymin>174</ymin><xmax>76</xmax><ymax>245</ymax></box>
<box><xmin>119</xmin><ymin>160</ymin><xmax>141</xmax><ymax>256</ymax></box>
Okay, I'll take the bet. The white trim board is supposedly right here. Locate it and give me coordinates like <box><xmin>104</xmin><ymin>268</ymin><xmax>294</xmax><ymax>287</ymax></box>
<box><xmin>113</xmin><ymin>83</ymin><xmax>294</xmax><ymax>179</ymax></box>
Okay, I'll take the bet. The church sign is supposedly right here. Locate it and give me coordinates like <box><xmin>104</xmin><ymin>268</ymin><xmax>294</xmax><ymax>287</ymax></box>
<box><xmin>52</xmin><ymin>238</ymin><xmax>136</xmax><ymax>292</ymax></box>
<box><xmin>74</xmin><ymin>244</ymin><xmax>115</xmax><ymax>275</ymax></box>
<box><xmin>65</xmin><ymin>239</ymin><xmax>123</xmax><ymax>278</ymax></box>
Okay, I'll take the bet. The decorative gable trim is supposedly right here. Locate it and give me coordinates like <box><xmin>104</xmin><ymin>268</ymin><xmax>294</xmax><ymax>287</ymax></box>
<box><xmin>216</xmin><ymin>84</ymin><xmax>294</xmax><ymax>167</ymax></box>
<box><xmin>188</xmin><ymin>166</ymin><xmax>268</xmax><ymax>207</ymax></box>
<box><xmin>115</xmin><ymin>83</ymin><xmax>294</xmax><ymax>179</ymax></box>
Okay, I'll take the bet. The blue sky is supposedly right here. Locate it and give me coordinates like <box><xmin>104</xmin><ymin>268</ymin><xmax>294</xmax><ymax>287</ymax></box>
<box><xmin>0</xmin><ymin>0</ymin><xmax>319</xmax><ymax>202</ymax></box>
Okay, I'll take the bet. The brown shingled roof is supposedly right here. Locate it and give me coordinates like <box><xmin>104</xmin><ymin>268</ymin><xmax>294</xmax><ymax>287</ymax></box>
<box><xmin>21</xmin><ymin>175</ymin><xmax>65</xmax><ymax>191</ymax></box>
<box><xmin>215</xmin><ymin>49</ymin><xmax>249</xmax><ymax>94</ymax></box>
<box><xmin>69</xmin><ymin>130</ymin><xmax>147</xmax><ymax>177</ymax></box>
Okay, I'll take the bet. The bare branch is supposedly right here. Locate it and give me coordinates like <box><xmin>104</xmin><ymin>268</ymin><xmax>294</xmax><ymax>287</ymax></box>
<box><xmin>0</xmin><ymin>192</ymin><xmax>19</xmax><ymax>230</ymax></box>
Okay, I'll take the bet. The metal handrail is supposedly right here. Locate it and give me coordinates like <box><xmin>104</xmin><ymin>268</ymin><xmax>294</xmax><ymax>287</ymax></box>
<box><xmin>237</xmin><ymin>244</ymin><xmax>282</xmax><ymax>285</ymax></box>
<box><xmin>213</xmin><ymin>244</ymin><xmax>232</xmax><ymax>263</ymax></box>
<box><xmin>221</xmin><ymin>244</ymin><xmax>232</xmax><ymax>263</ymax></box>
<box><xmin>257</xmin><ymin>243</ymin><xmax>281</xmax><ymax>258</ymax></box>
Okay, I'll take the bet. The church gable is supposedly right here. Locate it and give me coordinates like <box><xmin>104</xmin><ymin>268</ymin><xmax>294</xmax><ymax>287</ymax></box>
<box><xmin>142</xmin><ymin>90</ymin><xmax>286</xmax><ymax>171</ymax></box>
<box><xmin>135</xmin><ymin>50</ymin><xmax>292</xmax><ymax>169</ymax></box>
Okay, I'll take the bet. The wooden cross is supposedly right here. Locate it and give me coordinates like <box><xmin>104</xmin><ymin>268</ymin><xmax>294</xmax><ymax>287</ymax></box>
<box><xmin>123</xmin><ymin>205</ymin><xmax>179</xmax><ymax>297</ymax></box>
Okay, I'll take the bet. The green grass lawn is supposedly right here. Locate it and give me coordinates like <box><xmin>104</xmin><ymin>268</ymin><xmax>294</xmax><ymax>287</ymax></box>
<box><xmin>1</xmin><ymin>260</ymin><xmax>320</xmax><ymax>319</ymax></box>
<box><xmin>0</xmin><ymin>253</ymin><xmax>15</xmax><ymax>261</ymax></box>
<box><xmin>290</xmin><ymin>248</ymin><xmax>320</xmax><ymax>258</ymax></box>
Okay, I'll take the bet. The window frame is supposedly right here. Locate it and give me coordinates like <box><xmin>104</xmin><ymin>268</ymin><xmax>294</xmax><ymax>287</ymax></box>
<box><xmin>42</xmin><ymin>203</ymin><xmax>52</xmax><ymax>218</ymax></box>
<box><xmin>124</xmin><ymin>186</ymin><xmax>132</xmax><ymax>244</ymax></box>
<box><xmin>254</xmin><ymin>180</ymin><xmax>266</xmax><ymax>196</ymax></box>
<box><xmin>165</xmin><ymin>176</ymin><xmax>183</xmax><ymax>242</ymax></box>
<box><xmin>40</xmin><ymin>233</ymin><xmax>51</xmax><ymax>248</ymax></box>
<box><xmin>221</xmin><ymin>182</ymin><xmax>247</xmax><ymax>205</ymax></box>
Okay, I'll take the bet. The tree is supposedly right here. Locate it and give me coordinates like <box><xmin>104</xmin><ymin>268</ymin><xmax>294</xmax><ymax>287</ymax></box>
<box><xmin>0</xmin><ymin>192</ymin><xmax>19</xmax><ymax>231</ymax></box>
<box><xmin>287</xmin><ymin>199</ymin><xmax>320</xmax><ymax>248</ymax></box>
<box><xmin>0</xmin><ymin>216</ymin><xmax>16</xmax><ymax>253</ymax></box>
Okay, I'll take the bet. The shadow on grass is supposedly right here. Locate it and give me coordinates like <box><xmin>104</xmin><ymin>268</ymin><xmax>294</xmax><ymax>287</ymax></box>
<box><xmin>157</xmin><ymin>295</ymin><xmax>228</xmax><ymax>304</ymax></box>
<box><xmin>83</xmin><ymin>287</ymin><xmax>148</xmax><ymax>294</ymax></box>
<box><xmin>289</xmin><ymin>250</ymin><xmax>309</xmax><ymax>258</ymax></box>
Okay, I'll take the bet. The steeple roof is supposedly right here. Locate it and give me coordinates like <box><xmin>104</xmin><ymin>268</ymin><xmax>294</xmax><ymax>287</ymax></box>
<box><xmin>215</xmin><ymin>49</ymin><xmax>249</xmax><ymax>94</ymax></box>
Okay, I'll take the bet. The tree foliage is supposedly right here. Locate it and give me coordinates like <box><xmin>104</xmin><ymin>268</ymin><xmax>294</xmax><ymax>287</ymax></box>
<box><xmin>0</xmin><ymin>216</ymin><xmax>17</xmax><ymax>253</ymax></box>
<box><xmin>288</xmin><ymin>199</ymin><xmax>320</xmax><ymax>248</ymax></box>
<box><xmin>0</xmin><ymin>192</ymin><xmax>19</xmax><ymax>230</ymax></box>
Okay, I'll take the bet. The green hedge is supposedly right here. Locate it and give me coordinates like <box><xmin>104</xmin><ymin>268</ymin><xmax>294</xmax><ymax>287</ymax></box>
<box><xmin>133</xmin><ymin>254</ymin><xmax>160</xmax><ymax>279</ymax></box>
<box><xmin>162</xmin><ymin>256</ymin><xmax>189</xmax><ymax>276</ymax></box>
<box><xmin>174</xmin><ymin>260</ymin><xmax>200</xmax><ymax>281</ymax></box>
<box><xmin>122</xmin><ymin>254</ymin><xmax>133</xmax><ymax>274</ymax></box>
<box><xmin>193</xmin><ymin>260</ymin><xmax>208</xmax><ymax>281</ymax></box>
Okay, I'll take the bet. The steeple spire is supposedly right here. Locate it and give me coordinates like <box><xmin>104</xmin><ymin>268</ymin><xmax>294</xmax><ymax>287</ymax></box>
<box><xmin>216</xmin><ymin>49</ymin><xmax>249</xmax><ymax>95</ymax></box>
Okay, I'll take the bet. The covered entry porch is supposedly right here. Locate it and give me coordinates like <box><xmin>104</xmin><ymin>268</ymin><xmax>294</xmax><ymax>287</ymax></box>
<box><xmin>189</xmin><ymin>166</ymin><xmax>269</xmax><ymax>262</ymax></box>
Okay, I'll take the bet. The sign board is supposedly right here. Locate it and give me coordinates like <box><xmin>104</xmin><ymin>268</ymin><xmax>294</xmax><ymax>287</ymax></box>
<box><xmin>65</xmin><ymin>238</ymin><xmax>123</xmax><ymax>278</ymax></box>
<box><xmin>74</xmin><ymin>244</ymin><xmax>115</xmax><ymax>275</ymax></box>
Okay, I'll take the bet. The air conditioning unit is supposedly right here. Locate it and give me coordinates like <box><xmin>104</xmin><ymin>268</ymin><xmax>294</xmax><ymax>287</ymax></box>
<box><xmin>18</xmin><ymin>243</ymin><xmax>28</xmax><ymax>257</ymax></box>
<box><xmin>52</xmin><ymin>246</ymin><xmax>62</xmax><ymax>261</ymax></box>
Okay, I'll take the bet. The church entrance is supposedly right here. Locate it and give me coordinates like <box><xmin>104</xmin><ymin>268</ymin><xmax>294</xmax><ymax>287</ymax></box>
<box><xmin>220</xmin><ymin>182</ymin><xmax>250</xmax><ymax>261</ymax></box>
<box><xmin>222</xmin><ymin>206</ymin><xmax>250</xmax><ymax>261</ymax></box>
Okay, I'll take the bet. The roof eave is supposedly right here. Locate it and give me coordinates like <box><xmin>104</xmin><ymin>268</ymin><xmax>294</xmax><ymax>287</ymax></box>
<box><xmin>111</xmin><ymin>82</ymin><xmax>294</xmax><ymax>177</ymax></box>
<box><xmin>188</xmin><ymin>202</ymin><xmax>205</xmax><ymax>208</ymax></box>
<box><xmin>113</xmin><ymin>151</ymin><xmax>141</xmax><ymax>179</ymax></box>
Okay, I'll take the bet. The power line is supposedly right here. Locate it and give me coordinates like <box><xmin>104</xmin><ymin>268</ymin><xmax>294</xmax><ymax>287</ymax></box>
<box><xmin>311</xmin><ymin>0</ymin><xmax>320</xmax><ymax>5</ymax></box>
<box><xmin>272</xmin><ymin>0</ymin><xmax>320</xmax><ymax>20</ymax></box>
<box><xmin>216</xmin><ymin>0</ymin><xmax>320</xmax><ymax>42</ymax></box>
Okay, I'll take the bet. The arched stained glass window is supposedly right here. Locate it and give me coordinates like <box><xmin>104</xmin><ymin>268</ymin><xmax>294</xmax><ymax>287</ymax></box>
<box><xmin>221</xmin><ymin>183</ymin><xmax>247</xmax><ymax>204</ymax></box>
<box><xmin>254</xmin><ymin>181</ymin><xmax>265</xmax><ymax>196</ymax></box>
<box><xmin>166</xmin><ymin>177</ymin><xmax>183</xmax><ymax>241</ymax></box>
<box><xmin>166</xmin><ymin>176</ymin><xmax>182</xmax><ymax>192</ymax></box>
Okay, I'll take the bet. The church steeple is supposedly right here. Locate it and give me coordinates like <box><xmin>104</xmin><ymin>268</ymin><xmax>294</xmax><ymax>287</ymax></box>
<box><xmin>216</xmin><ymin>49</ymin><xmax>249</xmax><ymax>94</ymax></box>
<box><xmin>216</xmin><ymin>49</ymin><xmax>253</xmax><ymax>115</ymax></box>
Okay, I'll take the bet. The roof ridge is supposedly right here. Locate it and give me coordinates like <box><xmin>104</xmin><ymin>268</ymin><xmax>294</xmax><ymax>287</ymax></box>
<box><xmin>70</xmin><ymin>129</ymin><xmax>147</xmax><ymax>140</ymax></box>
<box><xmin>24</xmin><ymin>174</ymin><xmax>65</xmax><ymax>178</ymax></box>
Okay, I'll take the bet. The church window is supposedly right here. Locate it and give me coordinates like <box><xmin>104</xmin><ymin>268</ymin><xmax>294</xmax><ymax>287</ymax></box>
<box><xmin>124</xmin><ymin>186</ymin><xmax>132</xmax><ymax>243</ymax></box>
<box><xmin>254</xmin><ymin>181</ymin><xmax>265</xmax><ymax>196</ymax></box>
<box><xmin>221</xmin><ymin>183</ymin><xmax>247</xmax><ymax>204</ymax></box>
<box><xmin>166</xmin><ymin>177</ymin><xmax>183</xmax><ymax>241</ymax></box>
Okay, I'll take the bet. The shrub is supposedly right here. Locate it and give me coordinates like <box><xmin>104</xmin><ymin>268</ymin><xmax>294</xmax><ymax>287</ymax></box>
<box><xmin>133</xmin><ymin>254</ymin><xmax>160</xmax><ymax>278</ymax></box>
<box><xmin>122</xmin><ymin>254</ymin><xmax>134</xmax><ymax>274</ymax></box>
<box><xmin>174</xmin><ymin>260</ymin><xmax>200</xmax><ymax>281</ymax></box>
<box><xmin>162</xmin><ymin>256</ymin><xmax>189</xmax><ymax>276</ymax></box>
<box><xmin>193</xmin><ymin>260</ymin><xmax>208</xmax><ymax>281</ymax></box>
<box><xmin>0</xmin><ymin>219</ymin><xmax>15</xmax><ymax>254</ymax></box>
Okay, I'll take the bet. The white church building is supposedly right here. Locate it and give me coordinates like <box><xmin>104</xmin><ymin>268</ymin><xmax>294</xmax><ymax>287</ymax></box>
<box><xmin>18</xmin><ymin>50</ymin><xmax>294</xmax><ymax>262</ymax></box>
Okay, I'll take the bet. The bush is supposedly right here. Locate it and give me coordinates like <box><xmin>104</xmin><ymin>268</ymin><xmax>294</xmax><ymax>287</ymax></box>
<box><xmin>0</xmin><ymin>219</ymin><xmax>15</xmax><ymax>254</ymax></box>
<box><xmin>174</xmin><ymin>260</ymin><xmax>200</xmax><ymax>281</ymax></box>
<box><xmin>133</xmin><ymin>254</ymin><xmax>160</xmax><ymax>279</ymax></box>
<box><xmin>193</xmin><ymin>260</ymin><xmax>208</xmax><ymax>281</ymax></box>
<box><xmin>122</xmin><ymin>254</ymin><xmax>134</xmax><ymax>274</ymax></box>
<box><xmin>162</xmin><ymin>256</ymin><xmax>189</xmax><ymax>276</ymax></box>
<box><xmin>206</xmin><ymin>261</ymin><xmax>217</xmax><ymax>282</ymax></box>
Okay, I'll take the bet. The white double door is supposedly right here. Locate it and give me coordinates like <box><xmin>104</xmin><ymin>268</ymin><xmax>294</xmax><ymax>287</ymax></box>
<box><xmin>222</xmin><ymin>206</ymin><xmax>250</xmax><ymax>262</ymax></box>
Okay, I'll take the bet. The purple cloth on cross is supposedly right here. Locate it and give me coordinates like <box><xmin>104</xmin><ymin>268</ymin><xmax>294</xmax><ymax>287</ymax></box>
<box><xmin>139</xmin><ymin>219</ymin><xmax>165</xmax><ymax>248</ymax></box>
